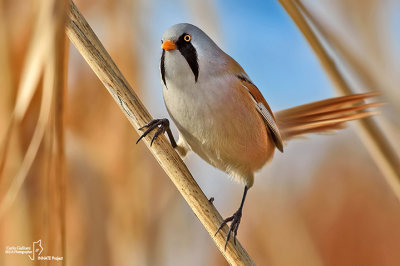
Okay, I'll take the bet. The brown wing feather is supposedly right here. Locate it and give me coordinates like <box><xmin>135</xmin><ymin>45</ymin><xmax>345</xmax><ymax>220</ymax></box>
<box><xmin>238</xmin><ymin>76</ymin><xmax>284</xmax><ymax>152</ymax></box>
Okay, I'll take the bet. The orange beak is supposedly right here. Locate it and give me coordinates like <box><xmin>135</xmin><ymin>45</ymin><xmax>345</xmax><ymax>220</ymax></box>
<box><xmin>161</xmin><ymin>40</ymin><xmax>176</xmax><ymax>51</ymax></box>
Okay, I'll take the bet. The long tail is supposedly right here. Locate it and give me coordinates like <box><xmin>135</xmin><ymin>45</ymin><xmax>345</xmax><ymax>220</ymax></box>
<box><xmin>275</xmin><ymin>92</ymin><xmax>382</xmax><ymax>141</ymax></box>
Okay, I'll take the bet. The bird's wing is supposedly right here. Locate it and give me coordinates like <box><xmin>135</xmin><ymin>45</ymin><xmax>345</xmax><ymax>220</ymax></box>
<box><xmin>237</xmin><ymin>74</ymin><xmax>284</xmax><ymax>152</ymax></box>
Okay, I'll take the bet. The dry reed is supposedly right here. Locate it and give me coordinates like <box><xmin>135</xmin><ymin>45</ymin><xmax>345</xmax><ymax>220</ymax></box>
<box><xmin>0</xmin><ymin>0</ymin><xmax>68</xmax><ymax>265</ymax></box>
<box><xmin>277</xmin><ymin>0</ymin><xmax>400</xmax><ymax>200</ymax></box>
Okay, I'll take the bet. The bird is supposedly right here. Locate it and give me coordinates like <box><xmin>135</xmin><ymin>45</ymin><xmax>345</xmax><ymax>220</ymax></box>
<box><xmin>136</xmin><ymin>23</ymin><xmax>380</xmax><ymax>249</ymax></box>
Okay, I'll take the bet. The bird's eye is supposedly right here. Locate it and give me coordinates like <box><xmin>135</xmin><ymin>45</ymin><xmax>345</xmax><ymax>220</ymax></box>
<box><xmin>184</xmin><ymin>34</ymin><xmax>191</xmax><ymax>42</ymax></box>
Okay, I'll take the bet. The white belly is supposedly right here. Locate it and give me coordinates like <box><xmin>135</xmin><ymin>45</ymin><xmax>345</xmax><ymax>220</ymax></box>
<box><xmin>161</xmin><ymin>51</ymin><xmax>273</xmax><ymax>186</ymax></box>
<box><xmin>162</xmin><ymin>72</ymin><xmax>274</xmax><ymax>186</ymax></box>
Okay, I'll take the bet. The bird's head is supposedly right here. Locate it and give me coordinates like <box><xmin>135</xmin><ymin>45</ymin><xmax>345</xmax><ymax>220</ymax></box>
<box><xmin>160</xmin><ymin>23</ymin><xmax>228</xmax><ymax>88</ymax></box>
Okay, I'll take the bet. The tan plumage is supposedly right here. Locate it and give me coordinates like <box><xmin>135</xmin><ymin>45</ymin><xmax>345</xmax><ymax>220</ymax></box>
<box><xmin>275</xmin><ymin>92</ymin><xmax>381</xmax><ymax>140</ymax></box>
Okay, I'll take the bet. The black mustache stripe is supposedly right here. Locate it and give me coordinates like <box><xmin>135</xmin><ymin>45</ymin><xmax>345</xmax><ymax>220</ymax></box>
<box><xmin>176</xmin><ymin>34</ymin><xmax>199</xmax><ymax>82</ymax></box>
<box><xmin>161</xmin><ymin>49</ymin><xmax>167</xmax><ymax>87</ymax></box>
<box><xmin>160</xmin><ymin>33</ymin><xmax>199</xmax><ymax>86</ymax></box>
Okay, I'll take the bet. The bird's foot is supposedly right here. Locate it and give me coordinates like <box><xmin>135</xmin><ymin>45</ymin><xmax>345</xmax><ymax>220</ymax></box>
<box><xmin>215</xmin><ymin>207</ymin><xmax>243</xmax><ymax>250</ymax></box>
<box><xmin>136</xmin><ymin>118</ymin><xmax>177</xmax><ymax>147</ymax></box>
<box><xmin>209</xmin><ymin>197</ymin><xmax>214</xmax><ymax>204</ymax></box>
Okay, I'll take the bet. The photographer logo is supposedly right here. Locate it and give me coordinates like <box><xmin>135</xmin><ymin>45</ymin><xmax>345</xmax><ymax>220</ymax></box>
<box><xmin>5</xmin><ymin>240</ymin><xmax>63</xmax><ymax>261</ymax></box>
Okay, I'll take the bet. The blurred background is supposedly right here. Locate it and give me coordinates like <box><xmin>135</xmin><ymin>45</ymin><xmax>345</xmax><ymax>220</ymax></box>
<box><xmin>1</xmin><ymin>0</ymin><xmax>400</xmax><ymax>265</ymax></box>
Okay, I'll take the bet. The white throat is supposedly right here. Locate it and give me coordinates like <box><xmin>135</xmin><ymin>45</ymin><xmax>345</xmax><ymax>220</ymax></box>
<box><xmin>163</xmin><ymin>50</ymin><xmax>197</xmax><ymax>89</ymax></box>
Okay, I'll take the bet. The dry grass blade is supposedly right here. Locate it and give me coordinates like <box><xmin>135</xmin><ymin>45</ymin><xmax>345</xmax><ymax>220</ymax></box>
<box><xmin>53</xmin><ymin>30</ymin><xmax>68</xmax><ymax>266</ymax></box>
<box><xmin>0</xmin><ymin>51</ymin><xmax>54</xmax><ymax>217</ymax></box>
<box><xmin>66</xmin><ymin>1</ymin><xmax>254</xmax><ymax>265</ymax></box>
<box><xmin>0</xmin><ymin>0</ymin><xmax>56</xmax><ymax>217</ymax></box>
<box><xmin>277</xmin><ymin>0</ymin><xmax>400</xmax><ymax>200</ymax></box>
<box><xmin>0</xmin><ymin>118</ymin><xmax>14</xmax><ymax>181</ymax></box>
<box><xmin>295</xmin><ymin>2</ymin><xmax>400</xmax><ymax>114</ymax></box>
<box><xmin>49</xmin><ymin>1</ymin><xmax>68</xmax><ymax>263</ymax></box>
<box><xmin>0</xmin><ymin>2</ymin><xmax>68</xmax><ymax>265</ymax></box>
<box><xmin>0</xmin><ymin>0</ymin><xmax>14</xmax><ymax>149</ymax></box>
<box><xmin>13</xmin><ymin>2</ymin><xmax>54</xmax><ymax>121</ymax></box>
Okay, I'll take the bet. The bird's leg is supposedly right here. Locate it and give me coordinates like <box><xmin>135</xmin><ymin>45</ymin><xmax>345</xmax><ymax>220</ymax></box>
<box><xmin>136</xmin><ymin>118</ymin><xmax>177</xmax><ymax>148</ymax></box>
<box><xmin>215</xmin><ymin>186</ymin><xmax>249</xmax><ymax>249</ymax></box>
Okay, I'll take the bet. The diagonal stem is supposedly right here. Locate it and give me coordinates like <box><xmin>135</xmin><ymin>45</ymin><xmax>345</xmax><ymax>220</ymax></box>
<box><xmin>277</xmin><ymin>0</ymin><xmax>400</xmax><ymax>201</ymax></box>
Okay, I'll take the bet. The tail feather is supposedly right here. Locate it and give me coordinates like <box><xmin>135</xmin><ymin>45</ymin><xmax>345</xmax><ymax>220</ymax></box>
<box><xmin>275</xmin><ymin>92</ymin><xmax>381</xmax><ymax>141</ymax></box>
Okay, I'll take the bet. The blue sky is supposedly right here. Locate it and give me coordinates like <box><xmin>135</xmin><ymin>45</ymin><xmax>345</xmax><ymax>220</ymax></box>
<box><xmin>215</xmin><ymin>0</ymin><xmax>334</xmax><ymax>109</ymax></box>
<box><xmin>144</xmin><ymin>0</ymin><xmax>334</xmax><ymax>113</ymax></box>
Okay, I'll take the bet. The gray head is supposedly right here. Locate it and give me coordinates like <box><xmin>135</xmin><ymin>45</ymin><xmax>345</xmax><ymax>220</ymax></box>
<box><xmin>160</xmin><ymin>23</ymin><xmax>227</xmax><ymax>87</ymax></box>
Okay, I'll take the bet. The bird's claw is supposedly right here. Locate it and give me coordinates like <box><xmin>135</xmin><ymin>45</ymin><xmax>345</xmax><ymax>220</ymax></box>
<box><xmin>136</xmin><ymin>118</ymin><xmax>174</xmax><ymax>147</ymax></box>
<box><xmin>209</xmin><ymin>197</ymin><xmax>215</xmax><ymax>204</ymax></box>
<box><xmin>215</xmin><ymin>208</ymin><xmax>243</xmax><ymax>250</ymax></box>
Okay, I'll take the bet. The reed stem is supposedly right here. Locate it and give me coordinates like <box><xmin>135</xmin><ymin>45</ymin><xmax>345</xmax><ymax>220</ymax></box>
<box><xmin>278</xmin><ymin>0</ymin><xmax>400</xmax><ymax>201</ymax></box>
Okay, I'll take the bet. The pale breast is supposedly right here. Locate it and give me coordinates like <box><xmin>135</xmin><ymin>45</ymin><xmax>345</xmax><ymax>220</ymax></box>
<box><xmin>162</xmin><ymin>71</ymin><xmax>275</xmax><ymax>184</ymax></box>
